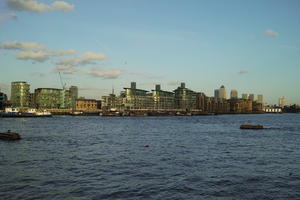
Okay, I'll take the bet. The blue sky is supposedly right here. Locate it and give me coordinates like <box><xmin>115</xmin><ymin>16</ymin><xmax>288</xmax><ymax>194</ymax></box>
<box><xmin>0</xmin><ymin>0</ymin><xmax>299</xmax><ymax>104</ymax></box>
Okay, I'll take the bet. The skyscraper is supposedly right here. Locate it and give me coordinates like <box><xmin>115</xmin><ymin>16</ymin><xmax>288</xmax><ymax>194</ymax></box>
<box><xmin>10</xmin><ymin>81</ymin><xmax>30</xmax><ymax>107</ymax></box>
<box><xmin>242</xmin><ymin>93</ymin><xmax>249</xmax><ymax>100</ymax></box>
<box><xmin>230</xmin><ymin>89</ymin><xmax>238</xmax><ymax>99</ymax></box>
<box><xmin>278</xmin><ymin>97</ymin><xmax>286</xmax><ymax>108</ymax></box>
<box><xmin>214</xmin><ymin>89</ymin><xmax>219</xmax><ymax>99</ymax></box>
<box><xmin>219</xmin><ymin>85</ymin><xmax>227</xmax><ymax>99</ymax></box>
<box><xmin>249</xmin><ymin>94</ymin><xmax>254</xmax><ymax>101</ymax></box>
<box><xmin>257</xmin><ymin>94</ymin><xmax>263</xmax><ymax>104</ymax></box>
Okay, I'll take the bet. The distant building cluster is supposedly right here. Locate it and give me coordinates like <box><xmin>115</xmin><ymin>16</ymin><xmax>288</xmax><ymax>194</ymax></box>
<box><xmin>101</xmin><ymin>82</ymin><xmax>265</xmax><ymax>114</ymax></box>
<box><xmin>0</xmin><ymin>81</ymin><xmax>100</xmax><ymax>112</ymax></box>
<box><xmin>1</xmin><ymin>80</ymin><xmax>296</xmax><ymax>114</ymax></box>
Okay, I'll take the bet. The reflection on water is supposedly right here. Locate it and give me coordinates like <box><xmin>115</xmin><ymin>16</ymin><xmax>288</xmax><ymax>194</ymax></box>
<box><xmin>1</xmin><ymin>114</ymin><xmax>300</xmax><ymax>199</ymax></box>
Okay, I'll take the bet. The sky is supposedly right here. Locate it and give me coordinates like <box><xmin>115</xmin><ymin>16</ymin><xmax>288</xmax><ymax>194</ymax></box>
<box><xmin>0</xmin><ymin>0</ymin><xmax>299</xmax><ymax>105</ymax></box>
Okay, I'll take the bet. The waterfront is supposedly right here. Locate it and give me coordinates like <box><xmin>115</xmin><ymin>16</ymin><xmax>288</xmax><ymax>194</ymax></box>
<box><xmin>0</xmin><ymin>114</ymin><xmax>300</xmax><ymax>199</ymax></box>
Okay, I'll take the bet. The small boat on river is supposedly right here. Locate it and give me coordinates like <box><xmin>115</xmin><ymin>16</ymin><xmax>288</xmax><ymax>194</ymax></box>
<box><xmin>240</xmin><ymin>124</ymin><xmax>264</xmax><ymax>129</ymax></box>
<box><xmin>0</xmin><ymin>108</ymin><xmax>52</xmax><ymax>118</ymax></box>
<box><xmin>0</xmin><ymin>130</ymin><xmax>21</xmax><ymax>141</ymax></box>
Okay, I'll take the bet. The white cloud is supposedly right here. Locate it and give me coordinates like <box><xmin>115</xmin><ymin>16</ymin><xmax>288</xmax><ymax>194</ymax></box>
<box><xmin>80</xmin><ymin>52</ymin><xmax>107</xmax><ymax>60</ymax></box>
<box><xmin>0</xmin><ymin>13</ymin><xmax>17</xmax><ymax>23</ymax></box>
<box><xmin>52</xmin><ymin>1</ymin><xmax>74</xmax><ymax>12</ymax></box>
<box><xmin>53</xmin><ymin>65</ymin><xmax>124</xmax><ymax>79</ymax></box>
<box><xmin>264</xmin><ymin>29</ymin><xmax>279</xmax><ymax>38</ymax></box>
<box><xmin>238</xmin><ymin>70</ymin><xmax>249</xmax><ymax>74</ymax></box>
<box><xmin>0</xmin><ymin>41</ymin><xmax>46</xmax><ymax>50</ymax></box>
<box><xmin>49</xmin><ymin>49</ymin><xmax>76</xmax><ymax>56</ymax></box>
<box><xmin>1</xmin><ymin>41</ymin><xmax>76</xmax><ymax>62</ymax></box>
<box><xmin>16</xmin><ymin>50</ymin><xmax>49</xmax><ymax>62</ymax></box>
<box><xmin>88</xmin><ymin>67</ymin><xmax>124</xmax><ymax>79</ymax></box>
<box><xmin>57</xmin><ymin>52</ymin><xmax>107</xmax><ymax>67</ymax></box>
<box><xmin>6</xmin><ymin>0</ymin><xmax>74</xmax><ymax>13</ymax></box>
<box><xmin>52</xmin><ymin>65</ymin><xmax>80</xmax><ymax>74</ymax></box>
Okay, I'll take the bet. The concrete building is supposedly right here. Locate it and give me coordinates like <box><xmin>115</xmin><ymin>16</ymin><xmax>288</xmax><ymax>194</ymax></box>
<box><xmin>230</xmin><ymin>99</ymin><xmax>253</xmax><ymax>113</ymax></box>
<box><xmin>194</xmin><ymin>92</ymin><xmax>206</xmax><ymax>111</ymax></box>
<box><xmin>230</xmin><ymin>89</ymin><xmax>238</xmax><ymax>99</ymax></box>
<box><xmin>69</xmin><ymin>86</ymin><xmax>78</xmax><ymax>110</ymax></box>
<box><xmin>278</xmin><ymin>96</ymin><xmax>286</xmax><ymax>108</ymax></box>
<box><xmin>174</xmin><ymin>83</ymin><xmax>196</xmax><ymax>110</ymax></box>
<box><xmin>10</xmin><ymin>81</ymin><xmax>30</xmax><ymax>107</ymax></box>
<box><xmin>76</xmin><ymin>98</ymin><xmax>98</xmax><ymax>111</ymax></box>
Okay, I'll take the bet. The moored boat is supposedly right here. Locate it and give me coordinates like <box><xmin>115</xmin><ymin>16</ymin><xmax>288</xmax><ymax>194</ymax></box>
<box><xmin>240</xmin><ymin>124</ymin><xmax>263</xmax><ymax>129</ymax></box>
<box><xmin>0</xmin><ymin>108</ymin><xmax>52</xmax><ymax>118</ymax></box>
<box><xmin>0</xmin><ymin>131</ymin><xmax>21</xmax><ymax>140</ymax></box>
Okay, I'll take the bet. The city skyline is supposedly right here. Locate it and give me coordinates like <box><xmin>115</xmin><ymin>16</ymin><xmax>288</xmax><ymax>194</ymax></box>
<box><xmin>1</xmin><ymin>0</ymin><xmax>300</xmax><ymax>104</ymax></box>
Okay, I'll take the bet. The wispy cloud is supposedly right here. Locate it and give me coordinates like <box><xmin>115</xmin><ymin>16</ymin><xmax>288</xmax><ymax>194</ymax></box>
<box><xmin>6</xmin><ymin>0</ymin><xmax>74</xmax><ymax>13</ymax></box>
<box><xmin>0</xmin><ymin>41</ymin><xmax>76</xmax><ymax>62</ymax></box>
<box><xmin>0</xmin><ymin>13</ymin><xmax>17</xmax><ymax>23</ymax></box>
<box><xmin>0</xmin><ymin>41</ymin><xmax>46</xmax><ymax>50</ymax></box>
<box><xmin>238</xmin><ymin>70</ymin><xmax>249</xmax><ymax>74</ymax></box>
<box><xmin>14</xmin><ymin>49</ymin><xmax>76</xmax><ymax>62</ymax></box>
<box><xmin>87</xmin><ymin>67</ymin><xmax>124</xmax><ymax>79</ymax></box>
<box><xmin>53</xmin><ymin>65</ymin><xmax>124</xmax><ymax>79</ymax></box>
<box><xmin>264</xmin><ymin>29</ymin><xmax>279</xmax><ymax>38</ymax></box>
<box><xmin>16</xmin><ymin>50</ymin><xmax>49</xmax><ymax>62</ymax></box>
<box><xmin>57</xmin><ymin>52</ymin><xmax>107</xmax><ymax>67</ymax></box>
<box><xmin>49</xmin><ymin>49</ymin><xmax>76</xmax><ymax>56</ymax></box>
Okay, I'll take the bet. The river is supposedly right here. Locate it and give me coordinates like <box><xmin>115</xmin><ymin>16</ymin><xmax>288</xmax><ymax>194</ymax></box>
<box><xmin>0</xmin><ymin>114</ymin><xmax>300</xmax><ymax>199</ymax></box>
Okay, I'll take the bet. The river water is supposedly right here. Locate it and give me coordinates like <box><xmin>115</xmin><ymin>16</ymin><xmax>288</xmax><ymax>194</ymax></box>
<box><xmin>0</xmin><ymin>114</ymin><xmax>300</xmax><ymax>199</ymax></box>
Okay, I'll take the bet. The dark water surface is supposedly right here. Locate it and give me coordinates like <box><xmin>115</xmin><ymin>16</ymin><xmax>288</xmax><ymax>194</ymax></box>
<box><xmin>1</xmin><ymin>114</ymin><xmax>300</xmax><ymax>199</ymax></box>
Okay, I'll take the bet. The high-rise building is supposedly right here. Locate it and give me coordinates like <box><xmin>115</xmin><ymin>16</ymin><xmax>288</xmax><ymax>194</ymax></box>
<box><xmin>242</xmin><ymin>93</ymin><xmax>249</xmax><ymax>100</ymax></box>
<box><xmin>249</xmin><ymin>94</ymin><xmax>254</xmax><ymax>101</ymax></box>
<box><xmin>230</xmin><ymin>89</ymin><xmax>238</xmax><ymax>99</ymax></box>
<box><xmin>10</xmin><ymin>81</ymin><xmax>30</xmax><ymax>107</ymax></box>
<box><xmin>69</xmin><ymin>86</ymin><xmax>78</xmax><ymax>110</ymax></box>
<box><xmin>257</xmin><ymin>94</ymin><xmax>263</xmax><ymax>104</ymax></box>
<box><xmin>214</xmin><ymin>89</ymin><xmax>219</xmax><ymax>100</ymax></box>
<box><xmin>219</xmin><ymin>85</ymin><xmax>227</xmax><ymax>99</ymax></box>
<box><xmin>278</xmin><ymin>97</ymin><xmax>286</xmax><ymax>108</ymax></box>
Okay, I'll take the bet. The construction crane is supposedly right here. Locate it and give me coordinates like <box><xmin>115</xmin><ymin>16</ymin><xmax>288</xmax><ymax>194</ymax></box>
<box><xmin>58</xmin><ymin>71</ymin><xmax>66</xmax><ymax>90</ymax></box>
